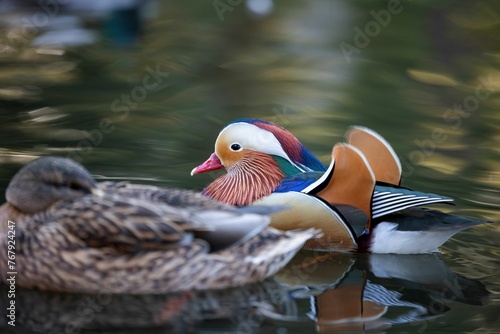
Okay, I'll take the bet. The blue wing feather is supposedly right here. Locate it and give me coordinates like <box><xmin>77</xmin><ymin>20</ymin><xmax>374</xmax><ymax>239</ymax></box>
<box><xmin>276</xmin><ymin>172</ymin><xmax>323</xmax><ymax>192</ymax></box>
<box><xmin>298</xmin><ymin>146</ymin><xmax>327</xmax><ymax>172</ymax></box>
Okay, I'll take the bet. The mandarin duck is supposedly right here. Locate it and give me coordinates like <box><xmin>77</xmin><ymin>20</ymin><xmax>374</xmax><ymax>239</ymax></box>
<box><xmin>0</xmin><ymin>156</ymin><xmax>319</xmax><ymax>293</ymax></box>
<box><xmin>192</xmin><ymin>119</ymin><xmax>491</xmax><ymax>254</ymax></box>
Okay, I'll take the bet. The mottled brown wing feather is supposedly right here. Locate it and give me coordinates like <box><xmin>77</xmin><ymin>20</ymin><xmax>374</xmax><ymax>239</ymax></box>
<box><xmin>53</xmin><ymin>195</ymin><xmax>193</xmax><ymax>252</ymax></box>
<box><xmin>99</xmin><ymin>182</ymin><xmax>230</xmax><ymax>210</ymax></box>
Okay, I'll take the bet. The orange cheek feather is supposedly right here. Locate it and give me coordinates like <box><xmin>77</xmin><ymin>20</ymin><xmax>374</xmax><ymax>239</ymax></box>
<box><xmin>215</xmin><ymin>140</ymin><xmax>246</xmax><ymax>168</ymax></box>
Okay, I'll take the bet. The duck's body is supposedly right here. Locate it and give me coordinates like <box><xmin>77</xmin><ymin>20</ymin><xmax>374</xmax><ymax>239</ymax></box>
<box><xmin>0</xmin><ymin>157</ymin><xmax>318</xmax><ymax>293</ymax></box>
<box><xmin>192</xmin><ymin>119</ymin><xmax>490</xmax><ymax>254</ymax></box>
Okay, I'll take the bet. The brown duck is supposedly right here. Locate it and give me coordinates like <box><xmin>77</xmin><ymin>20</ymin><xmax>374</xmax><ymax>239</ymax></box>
<box><xmin>0</xmin><ymin>157</ymin><xmax>318</xmax><ymax>294</ymax></box>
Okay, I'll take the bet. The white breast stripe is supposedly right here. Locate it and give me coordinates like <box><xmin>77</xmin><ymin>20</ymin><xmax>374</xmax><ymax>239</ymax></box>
<box><xmin>301</xmin><ymin>159</ymin><xmax>335</xmax><ymax>194</ymax></box>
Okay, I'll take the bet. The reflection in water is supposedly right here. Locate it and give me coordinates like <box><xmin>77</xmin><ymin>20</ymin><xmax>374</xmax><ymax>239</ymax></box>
<box><xmin>275</xmin><ymin>252</ymin><xmax>490</xmax><ymax>333</ymax></box>
<box><xmin>0</xmin><ymin>280</ymin><xmax>292</xmax><ymax>333</ymax></box>
<box><xmin>0</xmin><ymin>252</ymin><xmax>490</xmax><ymax>333</ymax></box>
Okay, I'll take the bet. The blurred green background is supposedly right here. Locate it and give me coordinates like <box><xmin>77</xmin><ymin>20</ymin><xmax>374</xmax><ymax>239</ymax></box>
<box><xmin>0</xmin><ymin>0</ymin><xmax>499</xmax><ymax>332</ymax></box>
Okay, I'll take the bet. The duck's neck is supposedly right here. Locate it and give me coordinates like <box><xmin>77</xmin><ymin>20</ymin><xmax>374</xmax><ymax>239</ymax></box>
<box><xmin>202</xmin><ymin>152</ymin><xmax>289</xmax><ymax>206</ymax></box>
<box><xmin>0</xmin><ymin>203</ymin><xmax>28</xmax><ymax>233</ymax></box>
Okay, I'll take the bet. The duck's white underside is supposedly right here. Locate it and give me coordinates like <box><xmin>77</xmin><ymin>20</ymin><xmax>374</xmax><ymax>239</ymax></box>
<box><xmin>370</xmin><ymin>222</ymin><xmax>460</xmax><ymax>254</ymax></box>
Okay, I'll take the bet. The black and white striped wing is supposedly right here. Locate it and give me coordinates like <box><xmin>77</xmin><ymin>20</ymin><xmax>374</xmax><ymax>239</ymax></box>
<box><xmin>372</xmin><ymin>186</ymin><xmax>454</xmax><ymax>219</ymax></box>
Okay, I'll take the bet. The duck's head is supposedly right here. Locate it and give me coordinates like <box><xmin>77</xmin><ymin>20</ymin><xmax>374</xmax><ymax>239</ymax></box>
<box><xmin>191</xmin><ymin>118</ymin><xmax>325</xmax><ymax>176</ymax></box>
<box><xmin>191</xmin><ymin>119</ymin><xmax>325</xmax><ymax>206</ymax></box>
<box><xmin>6</xmin><ymin>156</ymin><xmax>101</xmax><ymax>214</ymax></box>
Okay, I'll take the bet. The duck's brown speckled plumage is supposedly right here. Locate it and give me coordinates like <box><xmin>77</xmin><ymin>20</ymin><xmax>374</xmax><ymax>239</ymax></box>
<box><xmin>0</xmin><ymin>157</ymin><xmax>318</xmax><ymax>293</ymax></box>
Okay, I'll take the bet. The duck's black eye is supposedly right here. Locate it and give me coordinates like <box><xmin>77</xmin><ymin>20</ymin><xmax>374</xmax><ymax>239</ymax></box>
<box><xmin>67</xmin><ymin>182</ymin><xmax>90</xmax><ymax>194</ymax></box>
<box><xmin>230</xmin><ymin>143</ymin><xmax>242</xmax><ymax>151</ymax></box>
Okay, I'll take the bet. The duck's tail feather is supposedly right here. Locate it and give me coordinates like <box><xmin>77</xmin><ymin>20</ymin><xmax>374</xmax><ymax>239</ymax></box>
<box><xmin>235</xmin><ymin>227</ymin><xmax>323</xmax><ymax>277</ymax></box>
<box><xmin>192</xmin><ymin>210</ymin><xmax>270</xmax><ymax>251</ymax></box>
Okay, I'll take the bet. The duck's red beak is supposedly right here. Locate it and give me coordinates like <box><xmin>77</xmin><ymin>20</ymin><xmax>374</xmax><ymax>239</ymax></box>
<box><xmin>191</xmin><ymin>153</ymin><xmax>224</xmax><ymax>175</ymax></box>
